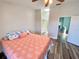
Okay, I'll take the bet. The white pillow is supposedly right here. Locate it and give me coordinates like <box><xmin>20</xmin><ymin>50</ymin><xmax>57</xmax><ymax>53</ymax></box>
<box><xmin>6</xmin><ymin>32</ymin><xmax>20</xmax><ymax>40</ymax></box>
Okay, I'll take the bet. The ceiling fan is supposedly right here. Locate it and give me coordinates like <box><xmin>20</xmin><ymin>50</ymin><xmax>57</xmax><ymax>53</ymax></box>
<box><xmin>32</xmin><ymin>0</ymin><xmax>64</xmax><ymax>7</ymax></box>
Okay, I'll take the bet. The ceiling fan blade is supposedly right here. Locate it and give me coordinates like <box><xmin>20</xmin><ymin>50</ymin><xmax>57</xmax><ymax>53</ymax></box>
<box><xmin>56</xmin><ymin>3</ymin><xmax>61</xmax><ymax>5</ymax></box>
<box><xmin>32</xmin><ymin>0</ymin><xmax>38</xmax><ymax>2</ymax></box>
<box><xmin>57</xmin><ymin>0</ymin><xmax>64</xmax><ymax>2</ymax></box>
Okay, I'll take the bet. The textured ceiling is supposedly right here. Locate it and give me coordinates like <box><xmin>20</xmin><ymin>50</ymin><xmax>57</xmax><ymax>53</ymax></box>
<box><xmin>0</xmin><ymin>0</ymin><xmax>43</xmax><ymax>9</ymax></box>
<box><xmin>0</xmin><ymin>0</ymin><xmax>79</xmax><ymax>9</ymax></box>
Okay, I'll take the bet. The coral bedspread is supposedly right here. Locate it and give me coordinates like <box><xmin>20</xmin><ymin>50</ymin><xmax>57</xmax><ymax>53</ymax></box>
<box><xmin>2</xmin><ymin>33</ymin><xmax>50</xmax><ymax>59</ymax></box>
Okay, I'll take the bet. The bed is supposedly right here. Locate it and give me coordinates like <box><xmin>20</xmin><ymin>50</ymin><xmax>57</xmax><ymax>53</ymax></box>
<box><xmin>1</xmin><ymin>33</ymin><xmax>50</xmax><ymax>59</ymax></box>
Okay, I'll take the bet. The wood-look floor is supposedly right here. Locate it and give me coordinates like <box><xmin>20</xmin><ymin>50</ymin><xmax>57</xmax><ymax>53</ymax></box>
<box><xmin>48</xmin><ymin>40</ymin><xmax>79</xmax><ymax>59</ymax></box>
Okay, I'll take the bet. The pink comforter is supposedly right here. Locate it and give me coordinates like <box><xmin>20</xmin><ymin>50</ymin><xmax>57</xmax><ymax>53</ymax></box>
<box><xmin>2</xmin><ymin>33</ymin><xmax>50</xmax><ymax>59</ymax></box>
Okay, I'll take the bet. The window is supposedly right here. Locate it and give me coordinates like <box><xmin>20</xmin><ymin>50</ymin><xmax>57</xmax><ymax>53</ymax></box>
<box><xmin>41</xmin><ymin>8</ymin><xmax>50</xmax><ymax>35</ymax></box>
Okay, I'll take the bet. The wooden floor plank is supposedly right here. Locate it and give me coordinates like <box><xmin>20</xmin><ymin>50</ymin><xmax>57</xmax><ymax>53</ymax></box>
<box><xmin>48</xmin><ymin>41</ymin><xmax>79</xmax><ymax>59</ymax></box>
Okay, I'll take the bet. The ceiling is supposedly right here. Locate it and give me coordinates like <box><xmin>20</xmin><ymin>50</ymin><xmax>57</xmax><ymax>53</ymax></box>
<box><xmin>0</xmin><ymin>0</ymin><xmax>79</xmax><ymax>9</ymax></box>
<box><xmin>0</xmin><ymin>0</ymin><xmax>43</xmax><ymax>9</ymax></box>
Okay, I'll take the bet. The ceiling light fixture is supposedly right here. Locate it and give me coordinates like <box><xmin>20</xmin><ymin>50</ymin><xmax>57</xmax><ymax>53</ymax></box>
<box><xmin>44</xmin><ymin>0</ymin><xmax>53</xmax><ymax>7</ymax></box>
<box><xmin>32</xmin><ymin>0</ymin><xmax>64</xmax><ymax>7</ymax></box>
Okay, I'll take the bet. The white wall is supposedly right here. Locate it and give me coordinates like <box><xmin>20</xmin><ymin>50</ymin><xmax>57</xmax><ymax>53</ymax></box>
<box><xmin>0</xmin><ymin>2</ymin><xmax>35</xmax><ymax>38</ymax></box>
<box><xmin>68</xmin><ymin>16</ymin><xmax>79</xmax><ymax>45</ymax></box>
<box><xmin>49</xmin><ymin>0</ymin><xmax>79</xmax><ymax>45</ymax></box>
